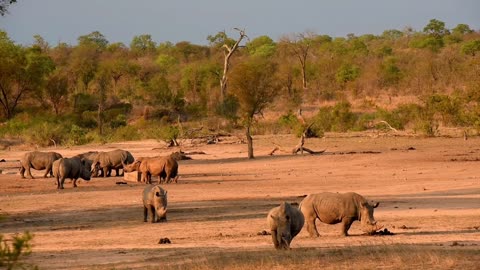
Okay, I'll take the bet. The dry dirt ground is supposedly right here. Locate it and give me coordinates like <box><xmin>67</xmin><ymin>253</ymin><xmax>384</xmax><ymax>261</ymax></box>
<box><xmin>0</xmin><ymin>133</ymin><xmax>479</xmax><ymax>269</ymax></box>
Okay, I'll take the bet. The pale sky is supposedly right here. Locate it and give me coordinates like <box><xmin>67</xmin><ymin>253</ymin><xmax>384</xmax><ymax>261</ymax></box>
<box><xmin>1</xmin><ymin>0</ymin><xmax>479</xmax><ymax>46</ymax></box>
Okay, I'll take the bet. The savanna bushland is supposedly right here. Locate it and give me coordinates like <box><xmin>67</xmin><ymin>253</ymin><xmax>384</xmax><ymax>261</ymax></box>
<box><xmin>1</xmin><ymin>19</ymin><xmax>479</xmax><ymax>150</ymax></box>
<box><xmin>1</xmin><ymin>17</ymin><xmax>480</xmax><ymax>269</ymax></box>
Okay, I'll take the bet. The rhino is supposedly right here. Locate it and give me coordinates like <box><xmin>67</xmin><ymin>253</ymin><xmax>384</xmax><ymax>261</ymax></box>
<box><xmin>267</xmin><ymin>202</ymin><xmax>304</xmax><ymax>250</ymax></box>
<box><xmin>74</xmin><ymin>151</ymin><xmax>98</xmax><ymax>175</ymax></box>
<box><xmin>299</xmin><ymin>192</ymin><xmax>380</xmax><ymax>237</ymax></box>
<box><xmin>90</xmin><ymin>149</ymin><xmax>134</xmax><ymax>177</ymax></box>
<box><xmin>53</xmin><ymin>157</ymin><xmax>91</xmax><ymax>189</ymax></box>
<box><xmin>123</xmin><ymin>156</ymin><xmax>178</xmax><ymax>184</ymax></box>
<box><xmin>143</xmin><ymin>185</ymin><xmax>168</xmax><ymax>223</ymax></box>
<box><xmin>20</xmin><ymin>151</ymin><xmax>63</xmax><ymax>179</ymax></box>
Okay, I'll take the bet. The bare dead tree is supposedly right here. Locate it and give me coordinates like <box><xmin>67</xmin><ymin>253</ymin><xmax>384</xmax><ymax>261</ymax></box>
<box><xmin>220</xmin><ymin>28</ymin><xmax>248</xmax><ymax>101</ymax></box>
<box><xmin>281</xmin><ymin>32</ymin><xmax>314</xmax><ymax>90</ymax></box>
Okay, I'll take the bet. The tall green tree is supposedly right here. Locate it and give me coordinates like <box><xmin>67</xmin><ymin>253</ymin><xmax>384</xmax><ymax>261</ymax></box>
<box><xmin>130</xmin><ymin>34</ymin><xmax>156</xmax><ymax>56</ymax></box>
<box><xmin>0</xmin><ymin>31</ymin><xmax>54</xmax><ymax>119</ymax></box>
<box><xmin>230</xmin><ymin>58</ymin><xmax>279</xmax><ymax>159</ymax></box>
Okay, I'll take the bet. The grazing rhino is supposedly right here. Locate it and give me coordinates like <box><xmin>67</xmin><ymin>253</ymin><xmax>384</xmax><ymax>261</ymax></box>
<box><xmin>143</xmin><ymin>185</ymin><xmax>168</xmax><ymax>223</ymax></box>
<box><xmin>267</xmin><ymin>202</ymin><xmax>304</xmax><ymax>250</ymax></box>
<box><xmin>123</xmin><ymin>156</ymin><xmax>178</xmax><ymax>184</ymax></box>
<box><xmin>90</xmin><ymin>149</ymin><xmax>134</xmax><ymax>177</ymax></box>
<box><xmin>53</xmin><ymin>157</ymin><xmax>91</xmax><ymax>189</ymax></box>
<box><xmin>299</xmin><ymin>192</ymin><xmax>380</xmax><ymax>237</ymax></box>
<box><xmin>20</xmin><ymin>151</ymin><xmax>63</xmax><ymax>179</ymax></box>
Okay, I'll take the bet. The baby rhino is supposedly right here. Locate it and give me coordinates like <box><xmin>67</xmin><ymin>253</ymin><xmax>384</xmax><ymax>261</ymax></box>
<box><xmin>143</xmin><ymin>185</ymin><xmax>168</xmax><ymax>223</ymax></box>
<box><xmin>299</xmin><ymin>192</ymin><xmax>379</xmax><ymax>237</ymax></box>
<box><xmin>267</xmin><ymin>202</ymin><xmax>304</xmax><ymax>250</ymax></box>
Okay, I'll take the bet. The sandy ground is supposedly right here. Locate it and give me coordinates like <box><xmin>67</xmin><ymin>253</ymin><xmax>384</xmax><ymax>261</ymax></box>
<box><xmin>0</xmin><ymin>133</ymin><xmax>479</xmax><ymax>269</ymax></box>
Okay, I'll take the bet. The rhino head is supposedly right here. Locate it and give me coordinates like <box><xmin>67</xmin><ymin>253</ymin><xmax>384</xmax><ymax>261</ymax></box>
<box><xmin>359</xmin><ymin>201</ymin><xmax>380</xmax><ymax>231</ymax></box>
<box><xmin>272</xmin><ymin>202</ymin><xmax>293</xmax><ymax>249</ymax></box>
<box><xmin>80</xmin><ymin>159</ymin><xmax>92</xmax><ymax>181</ymax></box>
<box><xmin>153</xmin><ymin>187</ymin><xmax>168</xmax><ymax>222</ymax></box>
<box><xmin>122</xmin><ymin>160</ymin><xmax>140</xmax><ymax>173</ymax></box>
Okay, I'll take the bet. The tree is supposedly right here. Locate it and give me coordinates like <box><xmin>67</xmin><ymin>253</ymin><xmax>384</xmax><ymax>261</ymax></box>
<box><xmin>0</xmin><ymin>0</ymin><xmax>16</xmax><ymax>16</ymax></box>
<box><xmin>130</xmin><ymin>34</ymin><xmax>156</xmax><ymax>56</ymax></box>
<box><xmin>218</xmin><ymin>28</ymin><xmax>248</xmax><ymax>101</ymax></box>
<box><xmin>0</xmin><ymin>31</ymin><xmax>54</xmax><ymax>119</ymax></box>
<box><xmin>452</xmin><ymin>24</ymin><xmax>473</xmax><ymax>35</ymax></box>
<box><xmin>78</xmin><ymin>31</ymin><xmax>109</xmax><ymax>49</ymax></box>
<box><xmin>93</xmin><ymin>67</ymin><xmax>110</xmax><ymax>135</ymax></box>
<box><xmin>423</xmin><ymin>19</ymin><xmax>450</xmax><ymax>38</ymax></box>
<box><xmin>279</xmin><ymin>32</ymin><xmax>315</xmax><ymax>90</ymax></box>
<box><xmin>231</xmin><ymin>58</ymin><xmax>279</xmax><ymax>159</ymax></box>
<box><xmin>44</xmin><ymin>69</ymin><xmax>69</xmax><ymax>115</ymax></box>
<box><xmin>246</xmin><ymin>35</ymin><xmax>276</xmax><ymax>58</ymax></box>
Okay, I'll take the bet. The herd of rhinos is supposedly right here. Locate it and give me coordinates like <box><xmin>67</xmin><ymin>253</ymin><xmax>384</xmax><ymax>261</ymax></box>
<box><xmin>18</xmin><ymin>149</ymin><xmax>381</xmax><ymax>250</ymax></box>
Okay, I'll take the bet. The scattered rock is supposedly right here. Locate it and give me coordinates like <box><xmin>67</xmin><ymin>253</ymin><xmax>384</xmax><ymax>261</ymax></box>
<box><xmin>367</xmin><ymin>228</ymin><xmax>394</xmax><ymax>236</ymax></box>
<box><xmin>407</xmin><ymin>147</ymin><xmax>416</xmax><ymax>151</ymax></box>
<box><xmin>257</xmin><ymin>230</ymin><xmax>271</xmax><ymax>236</ymax></box>
<box><xmin>115</xmin><ymin>181</ymin><xmax>127</xmax><ymax>185</ymax></box>
<box><xmin>158</xmin><ymin>237</ymin><xmax>171</xmax><ymax>244</ymax></box>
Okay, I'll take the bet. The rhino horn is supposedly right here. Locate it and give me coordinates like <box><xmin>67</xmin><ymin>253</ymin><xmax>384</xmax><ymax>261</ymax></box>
<box><xmin>373</xmin><ymin>202</ymin><xmax>380</xmax><ymax>208</ymax></box>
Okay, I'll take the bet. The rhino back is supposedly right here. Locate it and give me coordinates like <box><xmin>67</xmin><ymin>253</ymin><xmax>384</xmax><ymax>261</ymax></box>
<box><xmin>301</xmin><ymin>192</ymin><xmax>356</xmax><ymax>224</ymax></box>
<box><xmin>59</xmin><ymin>158</ymin><xmax>83</xmax><ymax>178</ymax></box>
<box><xmin>24</xmin><ymin>151</ymin><xmax>61</xmax><ymax>169</ymax></box>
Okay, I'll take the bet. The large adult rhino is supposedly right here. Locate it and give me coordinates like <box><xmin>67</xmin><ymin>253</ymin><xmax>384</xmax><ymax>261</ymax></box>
<box><xmin>143</xmin><ymin>185</ymin><xmax>168</xmax><ymax>223</ymax></box>
<box><xmin>20</xmin><ymin>151</ymin><xmax>63</xmax><ymax>179</ymax></box>
<box><xmin>123</xmin><ymin>156</ymin><xmax>178</xmax><ymax>184</ymax></box>
<box><xmin>267</xmin><ymin>202</ymin><xmax>304</xmax><ymax>250</ymax></box>
<box><xmin>90</xmin><ymin>149</ymin><xmax>134</xmax><ymax>177</ymax></box>
<box><xmin>74</xmin><ymin>151</ymin><xmax>100</xmax><ymax>176</ymax></box>
<box><xmin>299</xmin><ymin>192</ymin><xmax>380</xmax><ymax>237</ymax></box>
<box><xmin>53</xmin><ymin>157</ymin><xmax>91</xmax><ymax>189</ymax></box>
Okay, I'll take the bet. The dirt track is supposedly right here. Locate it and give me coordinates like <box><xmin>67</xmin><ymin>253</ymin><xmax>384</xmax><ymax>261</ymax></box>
<box><xmin>1</xmin><ymin>134</ymin><xmax>479</xmax><ymax>269</ymax></box>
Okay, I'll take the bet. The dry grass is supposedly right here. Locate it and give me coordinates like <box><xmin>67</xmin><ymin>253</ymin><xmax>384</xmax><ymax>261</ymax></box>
<box><xmin>162</xmin><ymin>245</ymin><xmax>479</xmax><ymax>270</ymax></box>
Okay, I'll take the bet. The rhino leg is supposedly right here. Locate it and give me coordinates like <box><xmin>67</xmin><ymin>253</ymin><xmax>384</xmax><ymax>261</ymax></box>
<box><xmin>102</xmin><ymin>167</ymin><xmax>109</xmax><ymax>178</ymax></box>
<box><xmin>58</xmin><ymin>177</ymin><xmax>65</xmax><ymax>189</ymax></box>
<box><xmin>305</xmin><ymin>217</ymin><xmax>320</xmax><ymax>237</ymax></box>
<box><xmin>56</xmin><ymin>176</ymin><xmax>61</xmax><ymax>189</ymax></box>
<box><xmin>271</xmin><ymin>230</ymin><xmax>280</xmax><ymax>249</ymax></box>
<box><xmin>149</xmin><ymin>205</ymin><xmax>156</xmax><ymax>223</ymax></box>
<box><xmin>43</xmin><ymin>164</ymin><xmax>52</xmax><ymax>178</ymax></box>
<box><xmin>20</xmin><ymin>167</ymin><xmax>26</xmax><ymax>178</ymax></box>
<box><xmin>341</xmin><ymin>218</ymin><xmax>354</xmax><ymax>236</ymax></box>
<box><xmin>73</xmin><ymin>178</ymin><xmax>78</xmax><ymax>188</ymax></box>
<box><xmin>26</xmin><ymin>166</ymin><xmax>35</xmax><ymax>179</ymax></box>
<box><xmin>143</xmin><ymin>207</ymin><xmax>148</xmax><ymax>222</ymax></box>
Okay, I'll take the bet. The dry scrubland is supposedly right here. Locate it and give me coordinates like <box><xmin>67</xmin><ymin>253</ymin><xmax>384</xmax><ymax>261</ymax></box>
<box><xmin>0</xmin><ymin>133</ymin><xmax>479</xmax><ymax>269</ymax></box>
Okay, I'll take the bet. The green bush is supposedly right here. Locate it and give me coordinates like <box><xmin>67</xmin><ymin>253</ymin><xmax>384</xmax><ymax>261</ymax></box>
<box><xmin>65</xmin><ymin>124</ymin><xmax>91</xmax><ymax>146</ymax></box>
<box><xmin>0</xmin><ymin>232</ymin><xmax>36</xmax><ymax>270</ymax></box>
<box><xmin>25</xmin><ymin>121</ymin><xmax>68</xmax><ymax>147</ymax></box>
<box><xmin>110</xmin><ymin>125</ymin><xmax>141</xmax><ymax>142</ymax></box>
<box><xmin>311</xmin><ymin>101</ymin><xmax>358</xmax><ymax>133</ymax></box>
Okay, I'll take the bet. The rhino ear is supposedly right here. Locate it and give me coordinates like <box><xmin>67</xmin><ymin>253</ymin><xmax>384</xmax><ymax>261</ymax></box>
<box><xmin>373</xmin><ymin>202</ymin><xmax>380</xmax><ymax>208</ymax></box>
<box><xmin>155</xmin><ymin>192</ymin><xmax>160</xmax><ymax>197</ymax></box>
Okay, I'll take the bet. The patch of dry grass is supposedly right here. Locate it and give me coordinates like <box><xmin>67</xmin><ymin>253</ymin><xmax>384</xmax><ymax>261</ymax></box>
<box><xmin>162</xmin><ymin>244</ymin><xmax>479</xmax><ymax>270</ymax></box>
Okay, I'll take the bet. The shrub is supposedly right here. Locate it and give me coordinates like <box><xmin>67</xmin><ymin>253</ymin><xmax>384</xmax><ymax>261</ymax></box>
<box><xmin>0</xmin><ymin>232</ymin><xmax>36</xmax><ymax>270</ymax></box>
<box><xmin>311</xmin><ymin>101</ymin><xmax>358</xmax><ymax>133</ymax></box>
<box><xmin>110</xmin><ymin>125</ymin><xmax>141</xmax><ymax>142</ymax></box>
